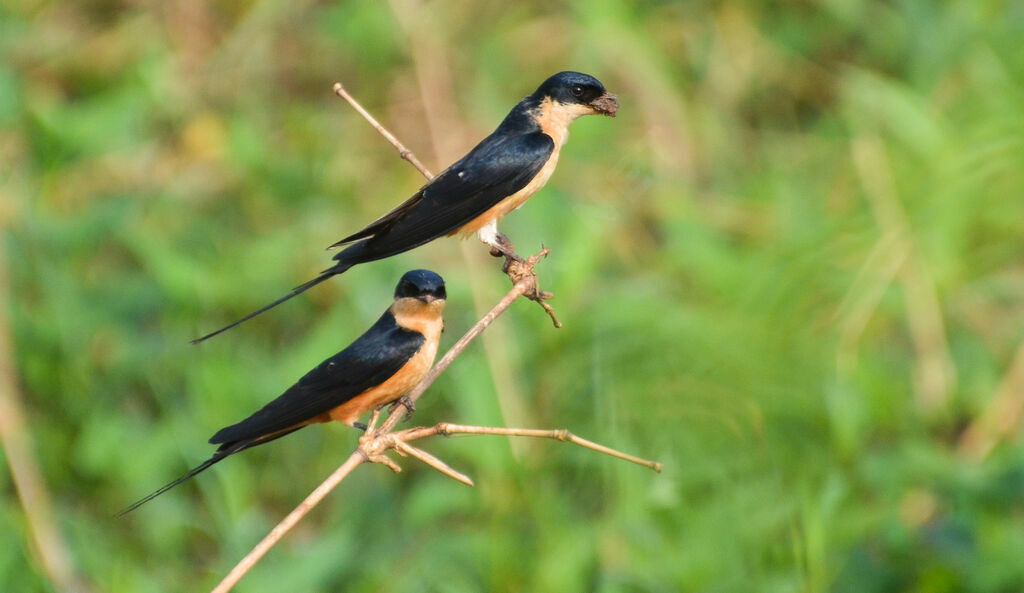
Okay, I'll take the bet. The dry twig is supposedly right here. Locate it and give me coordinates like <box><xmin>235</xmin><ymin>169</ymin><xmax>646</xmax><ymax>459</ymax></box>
<box><xmin>209</xmin><ymin>82</ymin><xmax>660</xmax><ymax>593</ymax></box>
<box><xmin>333</xmin><ymin>83</ymin><xmax>433</xmax><ymax>180</ymax></box>
<box><xmin>396</xmin><ymin>423</ymin><xmax>663</xmax><ymax>473</ymax></box>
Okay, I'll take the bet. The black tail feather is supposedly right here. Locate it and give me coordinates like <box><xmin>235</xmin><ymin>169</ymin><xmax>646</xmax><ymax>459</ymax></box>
<box><xmin>191</xmin><ymin>263</ymin><xmax>351</xmax><ymax>344</ymax></box>
<box><xmin>116</xmin><ymin>449</ymin><xmax>231</xmax><ymax>517</ymax></box>
<box><xmin>117</xmin><ymin>427</ymin><xmax>307</xmax><ymax>516</ymax></box>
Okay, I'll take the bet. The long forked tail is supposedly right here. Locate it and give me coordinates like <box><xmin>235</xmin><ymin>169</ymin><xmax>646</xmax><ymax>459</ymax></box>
<box><xmin>116</xmin><ymin>447</ymin><xmax>234</xmax><ymax>517</ymax></box>
<box><xmin>191</xmin><ymin>263</ymin><xmax>352</xmax><ymax>344</ymax></box>
<box><xmin>117</xmin><ymin>427</ymin><xmax>305</xmax><ymax>516</ymax></box>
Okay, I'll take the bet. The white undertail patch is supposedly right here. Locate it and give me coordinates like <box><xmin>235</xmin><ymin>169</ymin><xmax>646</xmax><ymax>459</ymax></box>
<box><xmin>476</xmin><ymin>219</ymin><xmax>500</xmax><ymax>248</ymax></box>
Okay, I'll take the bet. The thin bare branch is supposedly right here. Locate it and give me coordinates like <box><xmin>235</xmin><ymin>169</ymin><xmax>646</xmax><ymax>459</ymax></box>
<box><xmin>212</xmin><ymin>81</ymin><xmax>659</xmax><ymax>593</ymax></box>
<box><xmin>397</xmin><ymin>423</ymin><xmax>663</xmax><ymax>473</ymax></box>
<box><xmin>501</xmin><ymin>254</ymin><xmax>562</xmax><ymax>328</ymax></box>
<box><xmin>210</xmin><ymin>242</ymin><xmax>658</xmax><ymax>593</ymax></box>
<box><xmin>333</xmin><ymin>83</ymin><xmax>435</xmax><ymax>180</ymax></box>
<box><xmin>211</xmin><ymin>261</ymin><xmax>536</xmax><ymax>593</ymax></box>
<box><xmin>392</xmin><ymin>439</ymin><xmax>475</xmax><ymax>486</ymax></box>
<box><xmin>210</xmin><ymin>452</ymin><xmax>365</xmax><ymax>593</ymax></box>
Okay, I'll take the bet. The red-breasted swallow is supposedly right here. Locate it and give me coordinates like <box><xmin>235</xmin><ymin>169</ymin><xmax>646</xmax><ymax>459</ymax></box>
<box><xmin>120</xmin><ymin>270</ymin><xmax>446</xmax><ymax>515</ymax></box>
<box><xmin>193</xmin><ymin>71</ymin><xmax>616</xmax><ymax>342</ymax></box>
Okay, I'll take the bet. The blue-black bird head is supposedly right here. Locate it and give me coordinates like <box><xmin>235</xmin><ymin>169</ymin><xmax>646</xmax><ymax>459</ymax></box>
<box><xmin>534</xmin><ymin>71</ymin><xmax>618</xmax><ymax>116</ymax></box>
<box><xmin>394</xmin><ymin>269</ymin><xmax>447</xmax><ymax>303</ymax></box>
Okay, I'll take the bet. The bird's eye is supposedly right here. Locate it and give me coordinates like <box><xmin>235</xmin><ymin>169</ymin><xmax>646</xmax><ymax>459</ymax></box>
<box><xmin>571</xmin><ymin>85</ymin><xmax>584</xmax><ymax>98</ymax></box>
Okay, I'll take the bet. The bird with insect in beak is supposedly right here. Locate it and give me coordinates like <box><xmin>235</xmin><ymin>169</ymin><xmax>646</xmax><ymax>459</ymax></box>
<box><xmin>119</xmin><ymin>270</ymin><xmax>446</xmax><ymax>515</ymax></box>
<box><xmin>193</xmin><ymin>71</ymin><xmax>617</xmax><ymax>343</ymax></box>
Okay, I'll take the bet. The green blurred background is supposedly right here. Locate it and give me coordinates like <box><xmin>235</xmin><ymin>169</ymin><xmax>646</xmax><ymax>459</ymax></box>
<box><xmin>3</xmin><ymin>0</ymin><xmax>1024</xmax><ymax>591</ymax></box>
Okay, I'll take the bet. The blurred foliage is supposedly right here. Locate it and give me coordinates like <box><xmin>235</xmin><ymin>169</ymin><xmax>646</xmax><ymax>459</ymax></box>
<box><xmin>2</xmin><ymin>0</ymin><xmax>1024</xmax><ymax>591</ymax></box>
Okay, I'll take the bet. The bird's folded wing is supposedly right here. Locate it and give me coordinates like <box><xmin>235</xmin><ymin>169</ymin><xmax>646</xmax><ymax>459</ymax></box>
<box><xmin>329</xmin><ymin>132</ymin><xmax>554</xmax><ymax>250</ymax></box>
<box><xmin>208</xmin><ymin>313</ymin><xmax>425</xmax><ymax>444</ymax></box>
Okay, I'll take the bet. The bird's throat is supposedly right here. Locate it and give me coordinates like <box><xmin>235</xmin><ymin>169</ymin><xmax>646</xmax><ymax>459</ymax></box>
<box><xmin>391</xmin><ymin>298</ymin><xmax>445</xmax><ymax>339</ymax></box>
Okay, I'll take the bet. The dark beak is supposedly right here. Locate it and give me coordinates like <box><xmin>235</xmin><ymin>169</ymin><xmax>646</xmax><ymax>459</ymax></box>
<box><xmin>416</xmin><ymin>294</ymin><xmax>439</xmax><ymax>304</ymax></box>
<box><xmin>590</xmin><ymin>91</ymin><xmax>619</xmax><ymax>117</ymax></box>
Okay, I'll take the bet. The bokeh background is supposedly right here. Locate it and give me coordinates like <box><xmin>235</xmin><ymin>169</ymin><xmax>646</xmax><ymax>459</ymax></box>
<box><xmin>3</xmin><ymin>0</ymin><xmax>1024</xmax><ymax>591</ymax></box>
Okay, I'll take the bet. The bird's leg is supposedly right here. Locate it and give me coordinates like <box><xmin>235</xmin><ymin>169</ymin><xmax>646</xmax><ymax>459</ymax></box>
<box><xmin>489</xmin><ymin>235</ymin><xmax>523</xmax><ymax>262</ymax></box>
<box><xmin>477</xmin><ymin>220</ymin><xmax>523</xmax><ymax>262</ymax></box>
<box><xmin>353</xmin><ymin>422</ymin><xmax>369</xmax><ymax>432</ymax></box>
<box><xmin>388</xmin><ymin>394</ymin><xmax>416</xmax><ymax>422</ymax></box>
<box><xmin>493</xmin><ymin>232</ymin><xmax>518</xmax><ymax>255</ymax></box>
<box><xmin>356</xmin><ymin>407</ymin><xmax>402</xmax><ymax>470</ymax></box>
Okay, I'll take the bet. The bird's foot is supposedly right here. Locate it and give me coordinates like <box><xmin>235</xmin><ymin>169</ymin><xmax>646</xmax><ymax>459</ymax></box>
<box><xmin>353</xmin><ymin>422</ymin><xmax>369</xmax><ymax>432</ymax></box>
<box><xmin>488</xmin><ymin>233</ymin><xmax>525</xmax><ymax>263</ymax></box>
<box><xmin>388</xmin><ymin>394</ymin><xmax>416</xmax><ymax>422</ymax></box>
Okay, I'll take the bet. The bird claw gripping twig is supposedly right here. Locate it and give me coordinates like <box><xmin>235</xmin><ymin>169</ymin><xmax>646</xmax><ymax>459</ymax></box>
<box><xmin>387</xmin><ymin>394</ymin><xmax>417</xmax><ymax>421</ymax></box>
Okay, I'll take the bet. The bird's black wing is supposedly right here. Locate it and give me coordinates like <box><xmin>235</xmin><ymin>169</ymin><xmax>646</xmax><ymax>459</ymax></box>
<box><xmin>208</xmin><ymin>309</ymin><xmax>425</xmax><ymax>444</ymax></box>
<box><xmin>330</xmin><ymin>132</ymin><xmax>554</xmax><ymax>254</ymax></box>
<box><xmin>191</xmin><ymin>132</ymin><xmax>553</xmax><ymax>344</ymax></box>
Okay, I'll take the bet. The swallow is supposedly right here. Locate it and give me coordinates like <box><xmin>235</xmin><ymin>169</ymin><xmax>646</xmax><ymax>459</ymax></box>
<box><xmin>193</xmin><ymin>71</ymin><xmax>617</xmax><ymax>343</ymax></box>
<box><xmin>119</xmin><ymin>270</ymin><xmax>446</xmax><ymax>515</ymax></box>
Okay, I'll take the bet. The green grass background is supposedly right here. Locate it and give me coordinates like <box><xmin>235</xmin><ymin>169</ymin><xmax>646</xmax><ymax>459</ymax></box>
<box><xmin>3</xmin><ymin>0</ymin><xmax>1024</xmax><ymax>591</ymax></box>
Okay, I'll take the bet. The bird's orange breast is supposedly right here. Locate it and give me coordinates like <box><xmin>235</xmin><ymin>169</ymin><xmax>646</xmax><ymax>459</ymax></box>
<box><xmin>454</xmin><ymin>151</ymin><xmax>562</xmax><ymax>236</ymax></box>
<box><xmin>324</xmin><ymin>348</ymin><xmax>435</xmax><ymax>426</ymax></box>
<box><xmin>453</xmin><ymin>97</ymin><xmax>579</xmax><ymax>237</ymax></box>
<box><xmin>321</xmin><ymin>298</ymin><xmax>444</xmax><ymax>426</ymax></box>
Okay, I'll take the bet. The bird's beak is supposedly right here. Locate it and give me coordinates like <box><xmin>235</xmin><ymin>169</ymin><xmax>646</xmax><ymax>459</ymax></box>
<box><xmin>416</xmin><ymin>294</ymin><xmax>440</xmax><ymax>304</ymax></box>
<box><xmin>590</xmin><ymin>92</ymin><xmax>619</xmax><ymax>117</ymax></box>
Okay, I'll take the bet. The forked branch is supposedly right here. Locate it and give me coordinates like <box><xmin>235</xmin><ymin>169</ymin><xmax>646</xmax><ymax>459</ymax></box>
<box><xmin>396</xmin><ymin>423</ymin><xmax>663</xmax><ymax>473</ymax></box>
<box><xmin>208</xmin><ymin>82</ymin><xmax>660</xmax><ymax>593</ymax></box>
